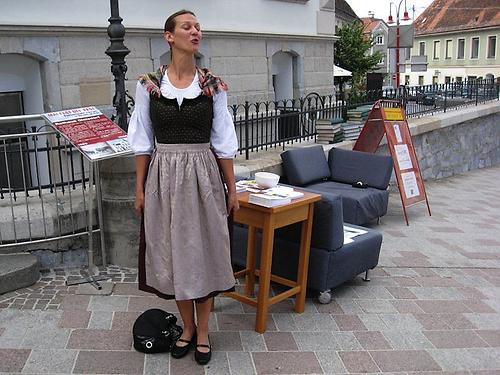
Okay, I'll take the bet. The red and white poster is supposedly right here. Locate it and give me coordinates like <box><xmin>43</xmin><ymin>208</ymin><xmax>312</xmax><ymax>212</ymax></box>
<box><xmin>43</xmin><ymin>107</ymin><xmax>132</xmax><ymax>161</ymax></box>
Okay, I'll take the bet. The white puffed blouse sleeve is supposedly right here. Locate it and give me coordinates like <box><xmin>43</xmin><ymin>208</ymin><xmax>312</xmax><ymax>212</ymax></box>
<box><xmin>127</xmin><ymin>81</ymin><xmax>154</xmax><ymax>155</ymax></box>
<box><xmin>211</xmin><ymin>90</ymin><xmax>238</xmax><ymax>159</ymax></box>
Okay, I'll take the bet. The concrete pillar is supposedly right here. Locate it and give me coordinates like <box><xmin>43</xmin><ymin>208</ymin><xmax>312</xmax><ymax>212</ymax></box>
<box><xmin>99</xmin><ymin>156</ymin><xmax>139</xmax><ymax>268</ymax></box>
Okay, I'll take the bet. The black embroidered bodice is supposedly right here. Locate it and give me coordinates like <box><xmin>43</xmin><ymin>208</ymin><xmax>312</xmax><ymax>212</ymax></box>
<box><xmin>149</xmin><ymin>94</ymin><xmax>214</xmax><ymax>144</ymax></box>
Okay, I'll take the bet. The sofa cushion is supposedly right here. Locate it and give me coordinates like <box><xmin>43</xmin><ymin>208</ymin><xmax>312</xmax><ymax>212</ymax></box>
<box><xmin>328</xmin><ymin>148</ymin><xmax>393</xmax><ymax>190</ymax></box>
<box><xmin>275</xmin><ymin>189</ymin><xmax>344</xmax><ymax>251</ymax></box>
<box><xmin>307</xmin><ymin>181</ymin><xmax>389</xmax><ymax>225</ymax></box>
<box><xmin>281</xmin><ymin>145</ymin><xmax>330</xmax><ymax>186</ymax></box>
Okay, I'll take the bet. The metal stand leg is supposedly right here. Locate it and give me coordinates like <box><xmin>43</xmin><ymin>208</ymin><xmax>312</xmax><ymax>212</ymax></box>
<box><xmin>66</xmin><ymin>161</ymin><xmax>108</xmax><ymax>290</ymax></box>
<box><xmin>362</xmin><ymin>270</ymin><xmax>371</xmax><ymax>282</ymax></box>
<box><xmin>95</xmin><ymin>161</ymin><xmax>107</xmax><ymax>267</ymax></box>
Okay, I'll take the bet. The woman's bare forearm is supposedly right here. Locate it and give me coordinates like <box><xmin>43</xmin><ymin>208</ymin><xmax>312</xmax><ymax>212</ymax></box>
<box><xmin>135</xmin><ymin>155</ymin><xmax>151</xmax><ymax>193</ymax></box>
<box><xmin>217</xmin><ymin>158</ymin><xmax>236</xmax><ymax>193</ymax></box>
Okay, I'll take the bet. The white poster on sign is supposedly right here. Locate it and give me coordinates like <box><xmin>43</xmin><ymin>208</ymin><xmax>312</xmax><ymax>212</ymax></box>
<box><xmin>394</xmin><ymin>144</ymin><xmax>413</xmax><ymax>170</ymax></box>
<box><xmin>401</xmin><ymin>171</ymin><xmax>420</xmax><ymax>199</ymax></box>
<box><xmin>393</xmin><ymin>124</ymin><xmax>403</xmax><ymax>143</ymax></box>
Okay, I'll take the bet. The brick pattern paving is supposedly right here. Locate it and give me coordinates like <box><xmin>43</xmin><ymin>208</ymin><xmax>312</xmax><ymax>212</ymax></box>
<box><xmin>0</xmin><ymin>166</ymin><xmax>499</xmax><ymax>374</ymax></box>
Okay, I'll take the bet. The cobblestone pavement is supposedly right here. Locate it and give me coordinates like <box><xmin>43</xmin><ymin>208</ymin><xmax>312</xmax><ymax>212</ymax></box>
<box><xmin>1</xmin><ymin>165</ymin><xmax>499</xmax><ymax>374</ymax></box>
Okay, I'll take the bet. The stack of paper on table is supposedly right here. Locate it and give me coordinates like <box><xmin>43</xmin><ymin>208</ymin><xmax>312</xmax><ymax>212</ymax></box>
<box><xmin>247</xmin><ymin>185</ymin><xmax>305</xmax><ymax>207</ymax></box>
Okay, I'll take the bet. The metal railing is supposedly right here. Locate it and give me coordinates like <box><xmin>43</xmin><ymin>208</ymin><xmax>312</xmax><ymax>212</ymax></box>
<box><xmin>0</xmin><ymin>114</ymin><xmax>96</xmax><ymax>248</ymax></box>
<box><xmin>234</xmin><ymin>80</ymin><xmax>499</xmax><ymax>159</ymax></box>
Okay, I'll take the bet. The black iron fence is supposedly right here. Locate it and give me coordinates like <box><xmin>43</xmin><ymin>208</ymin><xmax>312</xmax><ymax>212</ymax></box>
<box><xmin>233</xmin><ymin>80</ymin><xmax>499</xmax><ymax>159</ymax></box>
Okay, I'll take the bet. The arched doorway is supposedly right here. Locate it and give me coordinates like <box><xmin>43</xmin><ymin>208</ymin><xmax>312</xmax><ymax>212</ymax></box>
<box><xmin>0</xmin><ymin>53</ymin><xmax>47</xmax><ymax>187</ymax></box>
<box><xmin>271</xmin><ymin>51</ymin><xmax>297</xmax><ymax>102</ymax></box>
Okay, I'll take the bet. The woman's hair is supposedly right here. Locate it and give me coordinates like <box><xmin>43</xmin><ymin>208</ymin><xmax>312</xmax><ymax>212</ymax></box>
<box><xmin>164</xmin><ymin>9</ymin><xmax>196</xmax><ymax>33</ymax></box>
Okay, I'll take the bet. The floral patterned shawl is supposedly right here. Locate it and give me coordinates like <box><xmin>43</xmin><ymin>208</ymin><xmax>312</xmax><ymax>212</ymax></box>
<box><xmin>138</xmin><ymin>65</ymin><xmax>228</xmax><ymax>98</ymax></box>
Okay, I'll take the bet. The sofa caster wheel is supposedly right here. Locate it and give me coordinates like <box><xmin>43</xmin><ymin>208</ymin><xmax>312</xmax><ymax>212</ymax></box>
<box><xmin>318</xmin><ymin>290</ymin><xmax>332</xmax><ymax>304</ymax></box>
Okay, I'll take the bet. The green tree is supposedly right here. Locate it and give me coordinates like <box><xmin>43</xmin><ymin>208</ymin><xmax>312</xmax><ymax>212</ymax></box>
<box><xmin>335</xmin><ymin>22</ymin><xmax>383</xmax><ymax>94</ymax></box>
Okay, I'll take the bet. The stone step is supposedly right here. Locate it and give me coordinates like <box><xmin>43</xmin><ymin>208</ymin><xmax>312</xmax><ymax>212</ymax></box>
<box><xmin>0</xmin><ymin>253</ymin><xmax>40</xmax><ymax>295</ymax></box>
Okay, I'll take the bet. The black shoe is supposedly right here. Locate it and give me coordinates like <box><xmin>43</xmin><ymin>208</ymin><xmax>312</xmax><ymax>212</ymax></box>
<box><xmin>171</xmin><ymin>333</ymin><xmax>196</xmax><ymax>359</ymax></box>
<box><xmin>194</xmin><ymin>338</ymin><xmax>211</xmax><ymax>365</ymax></box>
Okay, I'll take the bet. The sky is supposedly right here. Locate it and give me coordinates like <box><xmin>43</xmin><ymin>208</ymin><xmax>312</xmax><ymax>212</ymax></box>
<box><xmin>346</xmin><ymin>0</ymin><xmax>435</xmax><ymax>21</ymax></box>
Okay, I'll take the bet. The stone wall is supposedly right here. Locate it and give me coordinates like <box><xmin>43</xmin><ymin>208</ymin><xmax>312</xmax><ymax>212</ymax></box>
<box><xmin>1</xmin><ymin>31</ymin><xmax>334</xmax><ymax>112</ymax></box>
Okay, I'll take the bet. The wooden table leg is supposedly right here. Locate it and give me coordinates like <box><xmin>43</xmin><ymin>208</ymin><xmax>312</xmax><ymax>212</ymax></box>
<box><xmin>244</xmin><ymin>226</ymin><xmax>257</xmax><ymax>297</ymax></box>
<box><xmin>295</xmin><ymin>203</ymin><xmax>314</xmax><ymax>313</ymax></box>
<box><xmin>255</xmin><ymin>215</ymin><xmax>274</xmax><ymax>333</ymax></box>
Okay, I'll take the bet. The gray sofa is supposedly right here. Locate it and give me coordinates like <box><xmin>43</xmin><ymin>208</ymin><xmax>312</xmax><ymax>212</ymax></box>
<box><xmin>232</xmin><ymin>189</ymin><xmax>383</xmax><ymax>303</ymax></box>
<box><xmin>280</xmin><ymin>146</ymin><xmax>393</xmax><ymax>225</ymax></box>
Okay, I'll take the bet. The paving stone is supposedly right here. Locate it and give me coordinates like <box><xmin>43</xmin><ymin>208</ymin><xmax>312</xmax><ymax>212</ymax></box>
<box><xmin>465</xmin><ymin>313</ymin><xmax>500</xmax><ymax>330</ymax></box>
<box><xmin>21</xmin><ymin>348</ymin><xmax>77</xmax><ymax>374</ymax></box>
<box><xmin>332</xmin><ymin>331</ymin><xmax>363</xmax><ymax>350</ymax></box>
<box><xmin>112</xmin><ymin>283</ymin><xmax>151</xmax><ymax>296</ymax></box>
<box><xmin>370</xmin><ymin>349</ymin><xmax>442</xmax><ymax>372</ymax></box>
<box><xmin>382</xmin><ymin>330</ymin><xmax>434</xmax><ymax>350</ymax></box>
<box><xmin>476</xmin><ymin>330</ymin><xmax>500</xmax><ymax>346</ymax></box>
<box><xmin>210</xmin><ymin>331</ymin><xmax>243</xmax><ymax>351</ymax></box>
<box><xmin>88</xmin><ymin>311</ymin><xmax>113</xmax><ymax>329</ymax></box>
<box><xmin>424</xmin><ymin>330</ymin><xmax>490</xmax><ymax>348</ymax></box>
<box><xmin>73</xmin><ymin>350</ymin><xmax>144</xmax><ymax>374</ymax></box>
<box><xmin>357</xmin><ymin>314</ymin><xmax>389</xmax><ymax>331</ymax></box>
<box><xmin>313</xmin><ymin>300</ymin><xmax>344</xmax><ymax>314</ymax></box>
<box><xmin>379</xmin><ymin>314</ymin><xmax>424</xmax><ymax>331</ymax></box>
<box><xmin>314</xmin><ymin>350</ymin><xmax>346</xmax><ymax>374</ymax></box>
<box><xmin>127</xmin><ymin>296</ymin><xmax>179</xmax><ymax>312</ymax></box>
<box><xmin>391</xmin><ymin>300</ymin><xmax>425</xmax><ymax>314</ymax></box>
<box><xmin>416</xmin><ymin>300</ymin><xmax>472</xmax><ymax>314</ymax></box>
<box><xmin>0</xmin><ymin>348</ymin><xmax>31</xmax><ymax>372</ymax></box>
<box><xmin>227</xmin><ymin>351</ymin><xmax>256</xmax><ymax>375</ymax></box>
<box><xmin>20</xmin><ymin>326</ymin><xmax>70</xmax><ymax>349</ymax></box>
<box><xmin>111</xmin><ymin>311</ymin><xmax>142</xmax><ymax>330</ymax></box>
<box><xmin>463</xmin><ymin>300</ymin><xmax>497</xmax><ymax>313</ymax></box>
<box><xmin>143</xmin><ymin>352</ymin><xmax>169</xmax><ymax>375</ymax></box>
<box><xmin>67</xmin><ymin>329</ymin><xmax>132</xmax><ymax>350</ymax></box>
<box><xmin>332</xmin><ymin>314</ymin><xmax>367</xmax><ymax>331</ymax></box>
<box><xmin>429</xmin><ymin>348</ymin><xmax>500</xmax><ymax>371</ymax></box>
<box><xmin>88</xmin><ymin>295</ymin><xmax>128</xmax><ymax>312</ymax></box>
<box><xmin>205</xmin><ymin>351</ymin><xmax>231</xmax><ymax>375</ymax></box>
<box><xmin>252</xmin><ymin>351</ymin><xmax>322</xmax><ymax>374</ymax></box>
<box><xmin>291</xmin><ymin>313</ymin><xmax>338</xmax><ymax>331</ymax></box>
<box><xmin>357</xmin><ymin>299</ymin><xmax>399</xmax><ymax>314</ymax></box>
<box><xmin>60</xmin><ymin>294</ymin><xmax>90</xmax><ymax>310</ymax></box>
<box><xmin>335</xmin><ymin>299</ymin><xmax>363</xmax><ymax>314</ymax></box>
<box><xmin>58</xmin><ymin>309</ymin><xmax>90</xmax><ymax>329</ymax></box>
<box><xmin>338</xmin><ymin>350</ymin><xmax>380</xmax><ymax>373</ymax></box>
<box><xmin>409</xmin><ymin>287</ymin><xmax>465</xmax><ymax>300</ymax></box>
<box><xmin>354</xmin><ymin>331</ymin><xmax>392</xmax><ymax>350</ymax></box>
<box><xmin>386</xmin><ymin>286</ymin><xmax>418</xmax><ymax>299</ymax></box>
<box><xmin>240</xmin><ymin>330</ymin><xmax>267</xmax><ymax>351</ymax></box>
<box><xmin>263</xmin><ymin>332</ymin><xmax>298</xmax><ymax>351</ymax></box>
<box><xmin>214</xmin><ymin>297</ymin><xmax>244</xmax><ymax>313</ymax></box>
<box><xmin>292</xmin><ymin>331</ymin><xmax>338</xmax><ymax>351</ymax></box>
<box><xmin>217</xmin><ymin>314</ymin><xmax>276</xmax><ymax>331</ymax></box>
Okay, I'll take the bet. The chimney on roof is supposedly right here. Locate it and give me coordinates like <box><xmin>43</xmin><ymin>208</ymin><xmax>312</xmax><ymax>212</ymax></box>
<box><xmin>368</xmin><ymin>11</ymin><xmax>375</xmax><ymax>19</ymax></box>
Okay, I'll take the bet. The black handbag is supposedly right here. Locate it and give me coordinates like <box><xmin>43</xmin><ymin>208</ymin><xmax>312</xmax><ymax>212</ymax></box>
<box><xmin>132</xmin><ymin>308</ymin><xmax>183</xmax><ymax>353</ymax></box>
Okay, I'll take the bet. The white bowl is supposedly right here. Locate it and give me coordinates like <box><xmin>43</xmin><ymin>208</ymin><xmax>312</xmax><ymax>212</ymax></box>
<box><xmin>255</xmin><ymin>172</ymin><xmax>280</xmax><ymax>188</ymax></box>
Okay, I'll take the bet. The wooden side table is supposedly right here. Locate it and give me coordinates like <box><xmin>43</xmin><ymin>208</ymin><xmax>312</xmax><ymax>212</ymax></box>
<box><xmin>225</xmin><ymin>190</ymin><xmax>321</xmax><ymax>333</ymax></box>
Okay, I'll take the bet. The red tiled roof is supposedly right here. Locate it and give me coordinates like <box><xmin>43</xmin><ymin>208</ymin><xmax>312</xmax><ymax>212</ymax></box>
<box><xmin>361</xmin><ymin>17</ymin><xmax>385</xmax><ymax>33</ymax></box>
<box><xmin>415</xmin><ymin>0</ymin><xmax>500</xmax><ymax>35</ymax></box>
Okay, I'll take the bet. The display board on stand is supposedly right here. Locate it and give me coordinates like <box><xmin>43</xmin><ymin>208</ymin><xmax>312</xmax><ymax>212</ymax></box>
<box><xmin>353</xmin><ymin>100</ymin><xmax>431</xmax><ymax>225</ymax></box>
<box><xmin>43</xmin><ymin>107</ymin><xmax>134</xmax><ymax>289</ymax></box>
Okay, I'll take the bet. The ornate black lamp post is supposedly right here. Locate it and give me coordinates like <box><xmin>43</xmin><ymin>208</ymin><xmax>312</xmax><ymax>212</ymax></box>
<box><xmin>105</xmin><ymin>0</ymin><xmax>130</xmax><ymax>130</ymax></box>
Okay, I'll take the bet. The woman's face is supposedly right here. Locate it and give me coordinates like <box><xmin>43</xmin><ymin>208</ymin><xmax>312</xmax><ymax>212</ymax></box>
<box><xmin>165</xmin><ymin>13</ymin><xmax>202</xmax><ymax>54</ymax></box>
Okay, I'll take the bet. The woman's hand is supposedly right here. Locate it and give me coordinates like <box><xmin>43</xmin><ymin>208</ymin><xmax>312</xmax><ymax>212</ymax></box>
<box><xmin>135</xmin><ymin>190</ymin><xmax>145</xmax><ymax>217</ymax></box>
<box><xmin>226</xmin><ymin>191</ymin><xmax>239</xmax><ymax>215</ymax></box>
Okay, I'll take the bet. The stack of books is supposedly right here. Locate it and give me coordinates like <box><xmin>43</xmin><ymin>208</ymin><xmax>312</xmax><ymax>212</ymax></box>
<box><xmin>342</xmin><ymin>105</ymin><xmax>371</xmax><ymax>141</ymax></box>
<box><xmin>316</xmin><ymin>117</ymin><xmax>344</xmax><ymax>144</ymax></box>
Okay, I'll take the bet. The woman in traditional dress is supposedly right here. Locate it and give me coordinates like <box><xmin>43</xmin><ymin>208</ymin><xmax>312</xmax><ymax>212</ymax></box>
<box><xmin>127</xmin><ymin>9</ymin><xmax>239</xmax><ymax>365</ymax></box>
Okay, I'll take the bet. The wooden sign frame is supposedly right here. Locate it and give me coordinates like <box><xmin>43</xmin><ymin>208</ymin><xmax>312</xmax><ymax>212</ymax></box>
<box><xmin>353</xmin><ymin>100</ymin><xmax>431</xmax><ymax>225</ymax></box>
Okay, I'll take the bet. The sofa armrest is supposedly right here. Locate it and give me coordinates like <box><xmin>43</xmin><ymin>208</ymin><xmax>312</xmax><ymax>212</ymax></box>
<box><xmin>328</xmin><ymin>148</ymin><xmax>393</xmax><ymax>190</ymax></box>
<box><xmin>276</xmin><ymin>188</ymin><xmax>344</xmax><ymax>251</ymax></box>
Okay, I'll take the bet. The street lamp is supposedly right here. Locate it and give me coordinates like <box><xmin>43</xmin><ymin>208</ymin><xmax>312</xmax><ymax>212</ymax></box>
<box><xmin>105</xmin><ymin>0</ymin><xmax>131</xmax><ymax>131</ymax></box>
<box><xmin>387</xmin><ymin>0</ymin><xmax>410</xmax><ymax>88</ymax></box>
